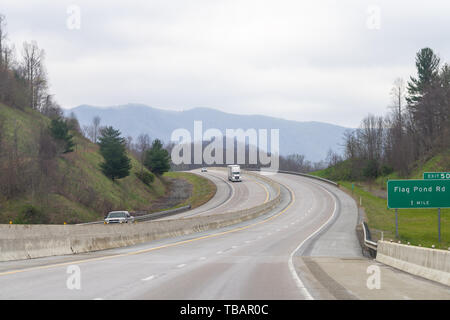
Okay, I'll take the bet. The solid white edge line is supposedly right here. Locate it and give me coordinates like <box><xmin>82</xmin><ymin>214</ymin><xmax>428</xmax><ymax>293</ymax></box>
<box><xmin>287</xmin><ymin>182</ymin><xmax>338</xmax><ymax>301</ymax></box>
<box><xmin>141</xmin><ymin>275</ymin><xmax>155</xmax><ymax>281</ymax></box>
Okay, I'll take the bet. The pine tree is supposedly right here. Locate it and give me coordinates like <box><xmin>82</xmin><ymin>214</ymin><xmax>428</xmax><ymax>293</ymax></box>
<box><xmin>406</xmin><ymin>47</ymin><xmax>440</xmax><ymax>106</ymax></box>
<box><xmin>98</xmin><ymin>126</ymin><xmax>131</xmax><ymax>181</ymax></box>
<box><xmin>144</xmin><ymin>139</ymin><xmax>170</xmax><ymax>175</ymax></box>
<box><xmin>49</xmin><ymin>117</ymin><xmax>75</xmax><ymax>154</ymax></box>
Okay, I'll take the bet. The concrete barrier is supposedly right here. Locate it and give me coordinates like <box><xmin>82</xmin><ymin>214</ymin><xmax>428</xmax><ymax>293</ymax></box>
<box><xmin>0</xmin><ymin>172</ymin><xmax>281</xmax><ymax>262</ymax></box>
<box><xmin>376</xmin><ymin>241</ymin><xmax>450</xmax><ymax>286</ymax></box>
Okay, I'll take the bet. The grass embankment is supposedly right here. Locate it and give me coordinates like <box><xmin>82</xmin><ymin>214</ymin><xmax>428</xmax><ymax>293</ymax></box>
<box><xmin>311</xmin><ymin>152</ymin><xmax>450</xmax><ymax>249</ymax></box>
<box><xmin>164</xmin><ymin>171</ymin><xmax>217</xmax><ymax>209</ymax></box>
<box><xmin>0</xmin><ymin>104</ymin><xmax>167</xmax><ymax>224</ymax></box>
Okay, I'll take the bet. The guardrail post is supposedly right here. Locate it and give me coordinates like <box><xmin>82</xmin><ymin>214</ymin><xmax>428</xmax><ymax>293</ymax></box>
<box><xmin>395</xmin><ymin>208</ymin><xmax>399</xmax><ymax>238</ymax></box>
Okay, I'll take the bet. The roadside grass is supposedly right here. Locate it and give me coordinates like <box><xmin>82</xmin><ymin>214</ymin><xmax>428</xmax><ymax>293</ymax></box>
<box><xmin>164</xmin><ymin>171</ymin><xmax>217</xmax><ymax>209</ymax></box>
<box><xmin>339</xmin><ymin>181</ymin><xmax>449</xmax><ymax>249</ymax></box>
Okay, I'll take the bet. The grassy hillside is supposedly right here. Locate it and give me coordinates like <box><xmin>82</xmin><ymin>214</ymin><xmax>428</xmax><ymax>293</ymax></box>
<box><xmin>0</xmin><ymin>103</ymin><xmax>169</xmax><ymax>224</ymax></box>
<box><xmin>311</xmin><ymin>151</ymin><xmax>450</xmax><ymax>249</ymax></box>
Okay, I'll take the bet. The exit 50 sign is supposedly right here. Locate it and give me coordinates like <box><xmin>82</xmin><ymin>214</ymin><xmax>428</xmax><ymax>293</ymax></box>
<box><xmin>423</xmin><ymin>172</ymin><xmax>450</xmax><ymax>180</ymax></box>
<box><xmin>387</xmin><ymin>180</ymin><xmax>450</xmax><ymax>209</ymax></box>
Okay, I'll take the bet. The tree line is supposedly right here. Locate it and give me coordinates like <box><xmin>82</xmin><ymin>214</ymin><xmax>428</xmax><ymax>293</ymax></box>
<box><xmin>339</xmin><ymin>47</ymin><xmax>450</xmax><ymax>180</ymax></box>
<box><xmin>82</xmin><ymin>116</ymin><xmax>171</xmax><ymax>182</ymax></box>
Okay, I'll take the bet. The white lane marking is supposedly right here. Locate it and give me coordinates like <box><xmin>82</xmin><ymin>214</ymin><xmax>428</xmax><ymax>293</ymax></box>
<box><xmin>267</xmin><ymin>233</ymin><xmax>272</xmax><ymax>236</ymax></box>
<box><xmin>276</xmin><ymin>229</ymin><xmax>281</xmax><ymax>232</ymax></box>
<box><xmin>291</xmin><ymin>222</ymin><xmax>295</xmax><ymax>225</ymax></box>
<box><xmin>216</xmin><ymin>251</ymin><xmax>223</xmax><ymax>254</ymax></box>
<box><xmin>245</xmin><ymin>240</ymin><xmax>252</xmax><ymax>244</ymax></box>
<box><xmin>287</xmin><ymin>182</ymin><xmax>338</xmax><ymax>301</ymax></box>
<box><xmin>142</xmin><ymin>275</ymin><xmax>155</xmax><ymax>281</ymax></box>
<box><xmin>177</xmin><ymin>264</ymin><xmax>186</xmax><ymax>268</ymax></box>
<box><xmin>93</xmin><ymin>298</ymin><xmax>103</xmax><ymax>300</ymax></box>
<box><xmin>231</xmin><ymin>246</ymin><xmax>238</xmax><ymax>249</ymax></box>
<box><xmin>199</xmin><ymin>257</ymin><xmax>207</xmax><ymax>261</ymax></box>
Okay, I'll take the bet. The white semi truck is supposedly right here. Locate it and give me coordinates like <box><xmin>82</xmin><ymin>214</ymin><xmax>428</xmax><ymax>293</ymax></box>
<box><xmin>227</xmin><ymin>165</ymin><xmax>241</xmax><ymax>182</ymax></box>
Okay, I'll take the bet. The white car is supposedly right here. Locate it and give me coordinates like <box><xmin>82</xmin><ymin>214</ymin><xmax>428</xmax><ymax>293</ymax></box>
<box><xmin>201</xmin><ymin>168</ymin><xmax>208</xmax><ymax>172</ymax></box>
<box><xmin>104</xmin><ymin>211</ymin><xmax>134</xmax><ymax>224</ymax></box>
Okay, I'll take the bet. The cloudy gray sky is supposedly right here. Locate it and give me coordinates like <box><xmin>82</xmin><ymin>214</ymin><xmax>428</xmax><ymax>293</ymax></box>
<box><xmin>2</xmin><ymin>0</ymin><xmax>450</xmax><ymax>127</ymax></box>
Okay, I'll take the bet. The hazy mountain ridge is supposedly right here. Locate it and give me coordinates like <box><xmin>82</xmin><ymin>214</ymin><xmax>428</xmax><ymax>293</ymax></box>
<box><xmin>67</xmin><ymin>104</ymin><xmax>351</xmax><ymax>162</ymax></box>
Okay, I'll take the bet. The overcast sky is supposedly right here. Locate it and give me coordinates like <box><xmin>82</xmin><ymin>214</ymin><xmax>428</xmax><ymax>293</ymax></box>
<box><xmin>2</xmin><ymin>0</ymin><xmax>450</xmax><ymax>127</ymax></box>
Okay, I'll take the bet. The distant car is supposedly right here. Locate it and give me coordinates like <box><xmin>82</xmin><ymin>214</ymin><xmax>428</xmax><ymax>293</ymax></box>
<box><xmin>201</xmin><ymin>168</ymin><xmax>208</xmax><ymax>172</ymax></box>
<box><xmin>104</xmin><ymin>211</ymin><xmax>134</xmax><ymax>224</ymax></box>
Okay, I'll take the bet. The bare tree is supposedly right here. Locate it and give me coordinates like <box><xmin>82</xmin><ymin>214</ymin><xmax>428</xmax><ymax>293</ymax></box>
<box><xmin>92</xmin><ymin>115</ymin><xmax>101</xmax><ymax>143</ymax></box>
<box><xmin>325</xmin><ymin>149</ymin><xmax>342</xmax><ymax>167</ymax></box>
<box><xmin>390</xmin><ymin>78</ymin><xmax>406</xmax><ymax>127</ymax></box>
<box><xmin>0</xmin><ymin>14</ymin><xmax>7</xmax><ymax>68</ymax></box>
<box><xmin>21</xmin><ymin>41</ymin><xmax>47</xmax><ymax>110</ymax></box>
<box><xmin>82</xmin><ymin>124</ymin><xmax>95</xmax><ymax>142</ymax></box>
<box><xmin>136</xmin><ymin>133</ymin><xmax>151</xmax><ymax>174</ymax></box>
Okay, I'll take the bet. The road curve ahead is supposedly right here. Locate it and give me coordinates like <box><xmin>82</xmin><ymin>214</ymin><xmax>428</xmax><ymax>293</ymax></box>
<box><xmin>0</xmin><ymin>172</ymin><xmax>448</xmax><ymax>299</ymax></box>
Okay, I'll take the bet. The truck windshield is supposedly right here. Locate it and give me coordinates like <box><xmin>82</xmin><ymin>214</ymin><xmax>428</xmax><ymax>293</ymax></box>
<box><xmin>233</xmin><ymin>171</ymin><xmax>239</xmax><ymax>174</ymax></box>
<box><xmin>108</xmin><ymin>212</ymin><xmax>126</xmax><ymax>218</ymax></box>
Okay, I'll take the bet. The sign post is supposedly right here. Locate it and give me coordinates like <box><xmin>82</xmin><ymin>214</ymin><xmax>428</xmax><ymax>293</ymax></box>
<box><xmin>438</xmin><ymin>208</ymin><xmax>441</xmax><ymax>243</ymax></box>
<box><xmin>395</xmin><ymin>208</ymin><xmax>398</xmax><ymax>238</ymax></box>
<box><xmin>387</xmin><ymin>179</ymin><xmax>450</xmax><ymax>241</ymax></box>
<box><xmin>423</xmin><ymin>173</ymin><xmax>449</xmax><ymax>243</ymax></box>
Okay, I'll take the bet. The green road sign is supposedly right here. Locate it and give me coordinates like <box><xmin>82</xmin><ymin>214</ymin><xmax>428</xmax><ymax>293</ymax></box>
<box><xmin>423</xmin><ymin>172</ymin><xmax>450</xmax><ymax>180</ymax></box>
<box><xmin>387</xmin><ymin>179</ymin><xmax>450</xmax><ymax>209</ymax></box>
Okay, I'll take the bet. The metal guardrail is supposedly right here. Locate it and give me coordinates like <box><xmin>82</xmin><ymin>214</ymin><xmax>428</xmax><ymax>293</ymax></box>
<box><xmin>76</xmin><ymin>205</ymin><xmax>192</xmax><ymax>225</ymax></box>
<box><xmin>135</xmin><ymin>205</ymin><xmax>191</xmax><ymax>222</ymax></box>
<box><xmin>362</xmin><ymin>221</ymin><xmax>378</xmax><ymax>251</ymax></box>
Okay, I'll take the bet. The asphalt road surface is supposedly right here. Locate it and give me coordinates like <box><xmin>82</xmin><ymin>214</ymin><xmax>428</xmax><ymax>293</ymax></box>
<box><xmin>0</xmin><ymin>172</ymin><xmax>448</xmax><ymax>299</ymax></box>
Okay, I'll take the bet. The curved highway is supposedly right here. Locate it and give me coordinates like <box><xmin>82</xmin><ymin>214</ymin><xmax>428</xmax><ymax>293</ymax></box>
<box><xmin>158</xmin><ymin>168</ymin><xmax>273</xmax><ymax>220</ymax></box>
<box><xmin>0</xmin><ymin>172</ymin><xmax>448</xmax><ymax>299</ymax></box>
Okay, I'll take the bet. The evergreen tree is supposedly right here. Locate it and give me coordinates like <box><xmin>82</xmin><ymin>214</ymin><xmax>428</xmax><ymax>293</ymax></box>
<box><xmin>406</xmin><ymin>47</ymin><xmax>440</xmax><ymax>106</ymax></box>
<box><xmin>406</xmin><ymin>48</ymin><xmax>442</xmax><ymax>152</ymax></box>
<box><xmin>98</xmin><ymin>126</ymin><xmax>131</xmax><ymax>181</ymax></box>
<box><xmin>49</xmin><ymin>117</ymin><xmax>75</xmax><ymax>153</ymax></box>
<box><xmin>144</xmin><ymin>139</ymin><xmax>170</xmax><ymax>175</ymax></box>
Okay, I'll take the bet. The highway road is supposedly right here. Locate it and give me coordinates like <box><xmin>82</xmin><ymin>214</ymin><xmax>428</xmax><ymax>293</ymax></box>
<box><xmin>158</xmin><ymin>168</ymin><xmax>275</xmax><ymax>220</ymax></box>
<box><xmin>0</xmin><ymin>172</ymin><xmax>448</xmax><ymax>299</ymax></box>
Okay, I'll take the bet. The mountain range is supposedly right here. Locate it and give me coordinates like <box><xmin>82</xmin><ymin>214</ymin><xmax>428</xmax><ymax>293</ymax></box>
<box><xmin>66</xmin><ymin>104</ymin><xmax>351</xmax><ymax>162</ymax></box>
